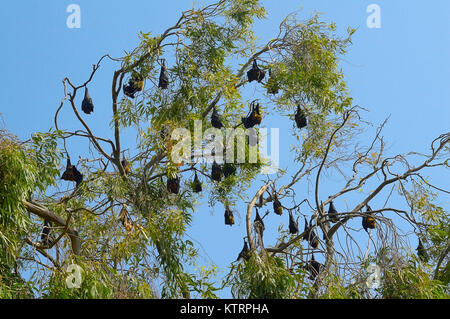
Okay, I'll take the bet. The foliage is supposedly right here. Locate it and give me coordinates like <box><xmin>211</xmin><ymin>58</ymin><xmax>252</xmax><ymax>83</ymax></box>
<box><xmin>0</xmin><ymin>132</ymin><xmax>36</xmax><ymax>265</ymax></box>
<box><xmin>0</xmin><ymin>0</ymin><xmax>448</xmax><ymax>299</ymax></box>
<box><xmin>227</xmin><ymin>253</ymin><xmax>308</xmax><ymax>299</ymax></box>
<box><xmin>379</xmin><ymin>254</ymin><xmax>448</xmax><ymax>299</ymax></box>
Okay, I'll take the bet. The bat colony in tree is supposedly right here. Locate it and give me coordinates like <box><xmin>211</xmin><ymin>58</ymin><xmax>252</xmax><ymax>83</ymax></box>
<box><xmin>73</xmin><ymin>56</ymin><xmax>306</xmax><ymax>201</ymax></box>
<box><xmin>37</xmin><ymin>2</ymin><xmax>446</xmax><ymax>299</ymax></box>
<box><xmin>68</xmin><ymin>53</ymin><xmax>386</xmax><ymax>282</ymax></box>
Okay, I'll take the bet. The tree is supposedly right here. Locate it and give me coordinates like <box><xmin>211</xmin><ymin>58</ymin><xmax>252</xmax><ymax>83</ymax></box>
<box><xmin>0</xmin><ymin>0</ymin><xmax>448</xmax><ymax>299</ymax></box>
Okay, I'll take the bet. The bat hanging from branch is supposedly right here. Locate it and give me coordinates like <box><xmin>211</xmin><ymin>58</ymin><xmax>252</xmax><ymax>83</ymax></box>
<box><xmin>236</xmin><ymin>238</ymin><xmax>250</xmax><ymax>262</ymax></box>
<box><xmin>295</xmin><ymin>105</ymin><xmax>307</xmax><ymax>129</ymax></box>
<box><xmin>81</xmin><ymin>87</ymin><xmax>94</xmax><ymax>114</ymax></box>
<box><xmin>362</xmin><ymin>205</ymin><xmax>376</xmax><ymax>232</ymax></box>
<box><xmin>211</xmin><ymin>161</ymin><xmax>223</xmax><ymax>182</ymax></box>
<box><xmin>192</xmin><ymin>171</ymin><xmax>202</xmax><ymax>193</ymax></box>
<box><xmin>273</xmin><ymin>194</ymin><xmax>283</xmax><ymax>215</ymax></box>
<box><xmin>167</xmin><ymin>174</ymin><xmax>180</xmax><ymax>194</ymax></box>
<box><xmin>247</xmin><ymin>59</ymin><xmax>265</xmax><ymax>83</ymax></box>
<box><xmin>211</xmin><ymin>106</ymin><xmax>223</xmax><ymax>129</ymax></box>
<box><xmin>158</xmin><ymin>59</ymin><xmax>169</xmax><ymax>89</ymax></box>
<box><xmin>225</xmin><ymin>205</ymin><xmax>235</xmax><ymax>226</ymax></box>
<box><xmin>289</xmin><ymin>211</ymin><xmax>298</xmax><ymax>234</ymax></box>
<box><xmin>40</xmin><ymin>219</ymin><xmax>52</xmax><ymax>246</ymax></box>
<box><xmin>61</xmin><ymin>157</ymin><xmax>83</xmax><ymax>187</ymax></box>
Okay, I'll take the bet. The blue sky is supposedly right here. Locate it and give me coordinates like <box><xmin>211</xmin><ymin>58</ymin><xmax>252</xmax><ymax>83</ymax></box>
<box><xmin>1</xmin><ymin>1</ymin><xmax>449</xmax><ymax>298</ymax></box>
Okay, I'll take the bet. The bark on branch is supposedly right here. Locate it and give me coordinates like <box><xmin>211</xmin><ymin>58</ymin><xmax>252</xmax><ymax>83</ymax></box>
<box><xmin>24</xmin><ymin>201</ymin><xmax>81</xmax><ymax>255</ymax></box>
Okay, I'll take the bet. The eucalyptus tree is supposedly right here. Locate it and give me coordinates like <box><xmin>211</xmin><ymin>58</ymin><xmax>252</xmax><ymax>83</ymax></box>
<box><xmin>0</xmin><ymin>0</ymin><xmax>448</xmax><ymax>299</ymax></box>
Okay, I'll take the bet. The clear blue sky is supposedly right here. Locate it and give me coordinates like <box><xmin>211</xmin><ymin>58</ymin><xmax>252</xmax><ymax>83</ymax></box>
<box><xmin>1</xmin><ymin>1</ymin><xmax>449</xmax><ymax>298</ymax></box>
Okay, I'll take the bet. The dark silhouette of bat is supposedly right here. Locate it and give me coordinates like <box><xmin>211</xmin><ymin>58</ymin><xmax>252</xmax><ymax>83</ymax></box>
<box><xmin>40</xmin><ymin>220</ymin><xmax>51</xmax><ymax>246</ymax></box>
<box><xmin>123</xmin><ymin>74</ymin><xmax>144</xmax><ymax>98</ymax></box>
<box><xmin>223</xmin><ymin>163</ymin><xmax>236</xmax><ymax>178</ymax></box>
<box><xmin>211</xmin><ymin>161</ymin><xmax>222</xmax><ymax>182</ymax></box>
<box><xmin>123</xmin><ymin>80</ymin><xmax>137</xmax><ymax>98</ymax></box>
<box><xmin>237</xmin><ymin>238</ymin><xmax>250</xmax><ymax>262</ymax></box>
<box><xmin>310</xmin><ymin>230</ymin><xmax>319</xmax><ymax>249</ymax></box>
<box><xmin>328</xmin><ymin>200</ymin><xmax>339</xmax><ymax>223</ymax></box>
<box><xmin>61</xmin><ymin>158</ymin><xmax>83</xmax><ymax>187</ymax></box>
<box><xmin>273</xmin><ymin>194</ymin><xmax>283</xmax><ymax>216</ymax></box>
<box><xmin>241</xmin><ymin>102</ymin><xmax>262</xmax><ymax>129</ymax></box>
<box><xmin>303</xmin><ymin>216</ymin><xmax>319</xmax><ymax>248</ymax></box>
<box><xmin>362</xmin><ymin>205</ymin><xmax>376</xmax><ymax>232</ymax></box>
<box><xmin>241</xmin><ymin>116</ymin><xmax>251</xmax><ymax>129</ymax></box>
<box><xmin>158</xmin><ymin>59</ymin><xmax>169</xmax><ymax>89</ymax></box>
<box><xmin>266</xmin><ymin>69</ymin><xmax>279</xmax><ymax>95</ymax></box>
<box><xmin>167</xmin><ymin>175</ymin><xmax>180</xmax><ymax>194</ymax></box>
<box><xmin>225</xmin><ymin>205</ymin><xmax>234</xmax><ymax>226</ymax></box>
<box><xmin>192</xmin><ymin>171</ymin><xmax>202</xmax><ymax>193</ymax></box>
<box><xmin>307</xmin><ymin>254</ymin><xmax>323</xmax><ymax>280</ymax></box>
<box><xmin>416</xmin><ymin>238</ymin><xmax>429</xmax><ymax>262</ymax></box>
<box><xmin>247</xmin><ymin>59</ymin><xmax>265</xmax><ymax>83</ymax></box>
<box><xmin>73</xmin><ymin>166</ymin><xmax>83</xmax><ymax>187</ymax></box>
<box><xmin>211</xmin><ymin>107</ymin><xmax>223</xmax><ymax>129</ymax></box>
<box><xmin>295</xmin><ymin>105</ymin><xmax>307</xmax><ymax>129</ymax></box>
<box><xmin>81</xmin><ymin>87</ymin><xmax>94</xmax><ymax>114</ymax></box>
<box><xmin>61</xmin><ymin>158</ymin><xmax>75</xmax><ymax>181</ymax></box>
<box><xmin>289</xmin><ymin>211</ymin><xmax>299</xmax><ymax>234</ymax></box>
<box><xmin>302</xmin><ymin>216</ymin><xmax>309</xmax><ymax>239</ymax></box>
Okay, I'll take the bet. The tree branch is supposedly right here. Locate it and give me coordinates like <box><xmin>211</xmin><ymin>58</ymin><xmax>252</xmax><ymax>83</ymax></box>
<box><xmin>24</xmin><ymin>201</ymin><xmax>81</xmax><ymax>255</ymax></box>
